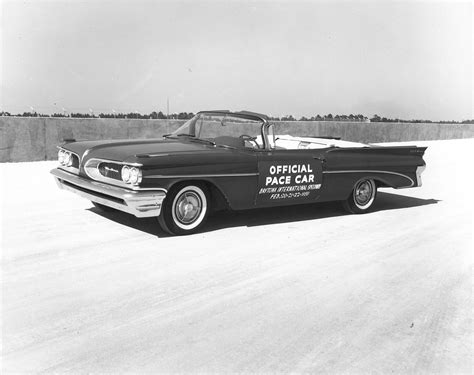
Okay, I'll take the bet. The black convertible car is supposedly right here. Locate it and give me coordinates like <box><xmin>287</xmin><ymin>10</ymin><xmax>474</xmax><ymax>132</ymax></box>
<box><xmin>51</xmin><ymin>110</ymin><xmax>427</xmax><ymax>235</ymax></box>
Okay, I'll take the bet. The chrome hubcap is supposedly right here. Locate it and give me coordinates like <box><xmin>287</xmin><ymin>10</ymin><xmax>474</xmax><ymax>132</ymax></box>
<box><xmin>355</xmin><ymin>181</ymin><xmax>373</xmax><ymax>206</ymax></box>
<box><xmin>174</xmin><ymin>192</ymin><xmax>202</xmax><ymax>224</ymax></box>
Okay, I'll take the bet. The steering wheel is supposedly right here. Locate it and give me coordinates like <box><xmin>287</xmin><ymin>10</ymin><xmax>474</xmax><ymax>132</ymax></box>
<box><xmin>239</xmin><ymin>134</ymin><xmax>259</xmax><ymax>149</ymax></box>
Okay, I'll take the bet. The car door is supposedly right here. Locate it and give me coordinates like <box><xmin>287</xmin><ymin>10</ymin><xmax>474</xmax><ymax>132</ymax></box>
<box><xmin>255</xmin><ymin>148</ymin><xmax>326</xmax><ymax>207</ymax></box>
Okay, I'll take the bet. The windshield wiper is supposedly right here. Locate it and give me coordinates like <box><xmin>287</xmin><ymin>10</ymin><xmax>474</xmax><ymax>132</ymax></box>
<box><xmin>164</xmin><ymin>133</ymin><xmax>197</xmax><ymax>140</ymax></box>
<box><xmin>169</xmin><ymin>133</ymin><xmax>216</xmax><ymax>146</ymax></box>
<box><xmin>164</xmin><ymin>133</ymin><xmax>195</xmax><ymax>139</ymax></box>
<box><xmin>188</xmin><ymin>137</ymin><xmax>216</xmax><ymax>146</ymax></box>
<box><xmin>216</xmin><ymin>143</ymin><xmax>237</xmax><ymax>150</ymax></box>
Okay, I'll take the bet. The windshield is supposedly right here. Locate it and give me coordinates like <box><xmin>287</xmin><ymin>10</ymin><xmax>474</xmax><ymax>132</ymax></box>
<box><xmin>169</xmin><ymin>113</ymin><xmax>265</xmax><ymax>149</ymax></box>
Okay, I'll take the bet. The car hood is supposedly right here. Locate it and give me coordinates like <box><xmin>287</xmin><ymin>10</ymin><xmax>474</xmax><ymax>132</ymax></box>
<box><xmin>64</xmin><ymin>138</ymin><xmax>212</xmax><ymax>164</ymax></box>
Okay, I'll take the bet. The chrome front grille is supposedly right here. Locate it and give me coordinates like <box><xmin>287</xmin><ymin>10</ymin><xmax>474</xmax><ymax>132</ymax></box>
<box><xmin>83</xmin><ymin>158</ymin><xmax>142</xmax><ymax>189</ymax></box>
<box><xmin>98</xmin><ymin>162</ymin><xmax>122</xmax><ymax>181</ymax></box>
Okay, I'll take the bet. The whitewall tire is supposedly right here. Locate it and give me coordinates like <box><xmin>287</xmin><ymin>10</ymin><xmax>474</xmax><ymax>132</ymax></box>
<box><xmin>342</xmin><ymin>178</ymin><xmax>377</xmax><ymax>214</ymax></box>
<box><xmin>158</xmin><ymin>183</ymin><xmax>210</xmax><ymax>235</ymax></box>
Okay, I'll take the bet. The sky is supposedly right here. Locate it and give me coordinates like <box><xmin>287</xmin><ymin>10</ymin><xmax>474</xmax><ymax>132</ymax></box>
<box><xmin>1</xmin><ymin>0</ymin><xmax>472</xmax><ymax>120</ymax></box>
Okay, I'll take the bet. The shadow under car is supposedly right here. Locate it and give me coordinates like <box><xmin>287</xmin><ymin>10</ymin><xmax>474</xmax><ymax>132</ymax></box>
<box><xmin>88</xmin><ymin>191</ymin><xmax>439</xmax><ymax>237</ymax></box>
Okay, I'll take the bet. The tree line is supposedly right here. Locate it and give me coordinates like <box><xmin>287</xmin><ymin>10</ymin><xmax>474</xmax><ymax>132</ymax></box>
<box><xmin>274</xmin><ymin>114</ymin><xmax>368</xmax><ymax>122</ymax></box>
<box><xmin>0</xmin><ymin>111</ymin><xmax>195</xmax><ymax>120</ymax></box>
<box><xmin>0</xmin><ymin>110</ymin><xmax>472</xmax><ymax>124</ymax></box>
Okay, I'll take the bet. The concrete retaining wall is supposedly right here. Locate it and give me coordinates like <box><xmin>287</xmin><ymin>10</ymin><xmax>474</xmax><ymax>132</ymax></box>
<box><xmin>0</xmin><ymin>118</ymin><xmax>184</xmax><ymax>163</ymax></box>
<box><xmin>274</xmin><ymin>121</ymin><xmax>474</xmax><ymax>144</ymax></box>
<box><xmin>1</xmin><ymin>117</ymin><xmax>473</xmax><ymax>162</ymax></box>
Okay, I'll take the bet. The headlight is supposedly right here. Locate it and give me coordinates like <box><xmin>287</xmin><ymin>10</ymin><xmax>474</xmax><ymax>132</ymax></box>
<box><xmin>121</xmin><ymin>165</ymin><xmax>131</xmax><ymax>183</ymax></box>
<box><xmin>129</xmin><ymin>167</ymin><xmax>141</xmax><ymax>185</ymax></box>
<box><xmin>58</xmin><ymin>149</ymin><xmax>65</xmax><ymax>164</ymax></box>
<box><xmin>121</xmin><ymin>165</ymin><xmax>142</xmax><ymax>185</ymax></box>
<box><xmin>58</xmin><ymin>149</ymin><xmax>72</xmax><ymax>166</ymax></box>
<box><xmin>64</xmin><ymin>152</ymin><xmax>72</xmax><ymax>167</ymax></box>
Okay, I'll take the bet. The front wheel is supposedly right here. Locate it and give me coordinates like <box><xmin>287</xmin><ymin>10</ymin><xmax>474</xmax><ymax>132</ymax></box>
<box><xmin>158</xmin><ymin>183</ymin><xmax>210</xmax><ymax>235</ymax></box>
<box><xmin>342</xmin><ymin>178</ymin><xmax>377</xmax><ymax>214</ymax></box>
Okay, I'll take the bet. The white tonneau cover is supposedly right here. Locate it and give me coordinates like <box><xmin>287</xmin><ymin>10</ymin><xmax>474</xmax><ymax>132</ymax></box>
<box><xmin>274</xmin><ymin>135</ymin><xmax>369</xmax><ymax>150</ymax></box>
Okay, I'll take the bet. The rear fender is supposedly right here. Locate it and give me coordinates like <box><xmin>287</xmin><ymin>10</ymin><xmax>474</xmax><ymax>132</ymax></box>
<box><xmin>318</xmin><ymin>145</ymin><xmax>427</xmax><ymax>201</ymax></box>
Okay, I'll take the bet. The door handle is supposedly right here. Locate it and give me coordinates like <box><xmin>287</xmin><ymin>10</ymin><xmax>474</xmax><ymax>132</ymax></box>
<box><xmin>313</xmin><ymin>156</ymin><xmax>326</xmax><ymax>162</ymax></box>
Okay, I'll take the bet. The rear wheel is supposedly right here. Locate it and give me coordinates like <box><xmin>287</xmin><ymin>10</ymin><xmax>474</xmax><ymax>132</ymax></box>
<box><xmin>342</xmin><ymin>178</ymin><xmax>377</xmax><ymax>214</ymax></box>
<box><xmin>92</xmin><ymin>201</ymin><xmax>115</xmax><ymax>212</ymax></box>
<box><xmin>158</xmin><ymin>183</ymin><xmax>210</xmax><ymax>235</ymax></box>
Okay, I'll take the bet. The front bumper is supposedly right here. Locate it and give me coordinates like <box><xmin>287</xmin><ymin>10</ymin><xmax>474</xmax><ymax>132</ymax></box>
<box><xmin>415</xmin><ymin>165</ymin><xmax>426</xmax><ymax>187</ymax></box>
<box><xmin>51</xmin><ymin>168</ymin><xmax>166</xmax><ymax>218</ymax></box>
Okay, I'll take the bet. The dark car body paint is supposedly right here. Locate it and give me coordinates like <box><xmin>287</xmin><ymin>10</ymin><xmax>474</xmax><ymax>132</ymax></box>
<box><xmin>59</xmin><ymin>111</ymin><xmax>426</xmax><ymax>212</ymax></box>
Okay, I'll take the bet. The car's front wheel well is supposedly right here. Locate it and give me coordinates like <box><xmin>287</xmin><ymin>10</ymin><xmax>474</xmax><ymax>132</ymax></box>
<box><xmin>167</xmin><ymin>180</ymin><xmax>230</xmax><ymax>212</ymax></box>
<box><xmin>374</xmin><ymin>179</ymin><xmax>390</xmax><ymax>188</ymax></box>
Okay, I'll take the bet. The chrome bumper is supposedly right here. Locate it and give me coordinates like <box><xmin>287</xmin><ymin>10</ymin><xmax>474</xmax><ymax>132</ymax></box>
<box><xmin>51</xmin><ymin>168</ymin><xmax>166</xmax><ymax>218</ymax></box>
<box><xmin>415</xmin><ymin>165</ymin><xmax>426</xmax><ymax>187</ymax></box>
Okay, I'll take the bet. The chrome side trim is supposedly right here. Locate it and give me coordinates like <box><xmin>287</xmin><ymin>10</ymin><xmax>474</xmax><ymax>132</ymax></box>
<box><xmin>323</xmin><ymin>169</ymin><xmax>415</xmax><ymax>187</ymax></box>
<box><xmin>130</xmin><ymin>186</ymin><xmax>167</xmax><ymax>192</ymax></box>
<box><xmin>51</xmin><ymin>168</ymin><xmax>166</xmax><ymax>218</ymax></box>
<box><xmin>146</xmin><ymin>172</ymin><xmax>259</xmax><ymax>179</ymax></box>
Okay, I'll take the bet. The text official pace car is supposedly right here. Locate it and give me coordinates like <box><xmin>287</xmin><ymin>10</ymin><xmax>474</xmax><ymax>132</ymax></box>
<box><xmin>51</xmin><ymin>111</ymin><xmax>427</xmax><ymax>235</ymax></box>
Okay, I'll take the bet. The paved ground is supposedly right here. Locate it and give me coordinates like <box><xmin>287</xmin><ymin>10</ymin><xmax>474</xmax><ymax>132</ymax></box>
<box><xmin>1</xmin><ymin>139</ymin><xmax>472</xmax><ymax>373</ymax></box>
